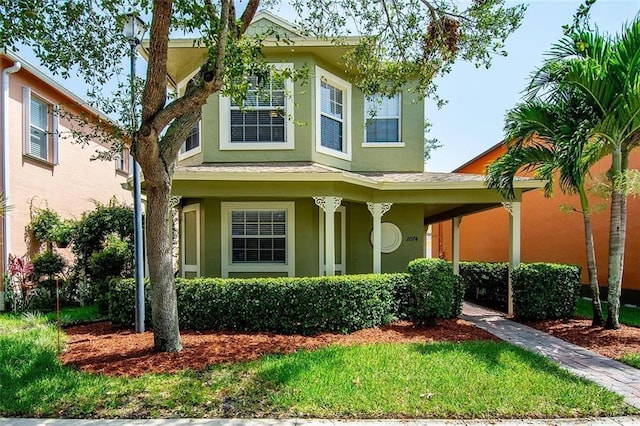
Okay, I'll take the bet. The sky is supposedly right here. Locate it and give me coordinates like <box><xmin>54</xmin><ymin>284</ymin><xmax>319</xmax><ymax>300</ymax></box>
<box><xmin>424</xmin><ymin>0</ymin><xmax>640</xmax><ymax>172</ymax></box>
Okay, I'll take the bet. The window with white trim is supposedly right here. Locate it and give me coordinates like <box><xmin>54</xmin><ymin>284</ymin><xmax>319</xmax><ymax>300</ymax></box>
<box><xmin>115</xmin><ymin>148</ymin><xmax>129</xmax><ymax>174</ymax></box>
<box><xmin>365</xmin><ymin>94</ymin><xmax>401</xmax><ymax>144</ymax></box>
<box><xmin>221</xmin><ymin>202</ymin><xmax>295</xmax><ymax>277</ymax></box>
<box><xmin>179</xmin><ymin>122</ymin><xmax>201</xmax><ymax>157</ymax></box>
<box><xmin>315</xmin><ymin>66</ymin><xmax>351</xmax><ymax>160</ymax></box>
<box><xmin>231</xmin><ymin>210</ymin><xmax>286</xmax><ymax>263</ymax></box>
<box><xmin>219</xmin><ymin>63</ymin><xmax>294</xmax><ymax>150</ymax></box>
<box><xmin>23</xmin><ymin>88</ymin><xmax>58</xmax><ymax>163</ymax></box>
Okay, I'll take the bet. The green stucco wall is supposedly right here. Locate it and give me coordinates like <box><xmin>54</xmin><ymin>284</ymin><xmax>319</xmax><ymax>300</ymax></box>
<box><xmin>181</xmin><ymin>52</ymin><xmax>425</xmax><ymax>173</ymax></box>
<box><xmin>346</xmin><ymin>202</ymin><xmax>424</xmax><ymax>274</ymax></box>
<box><xmin>182</xmin><ymin>196</ymin><xmax>424</xmax><ymax>278</ymax></box>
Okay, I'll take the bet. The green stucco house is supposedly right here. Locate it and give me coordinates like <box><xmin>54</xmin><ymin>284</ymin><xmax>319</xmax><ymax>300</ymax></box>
<box><xmin>162</xmin><ymin>12</ymin><xmax>543</xmax><ymax>289</ymax></box>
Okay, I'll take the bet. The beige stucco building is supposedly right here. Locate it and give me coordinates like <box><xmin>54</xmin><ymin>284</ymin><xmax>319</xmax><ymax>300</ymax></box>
<box><xmin>0</xmin><ymin>51</ymin><xmax>132</xmax><ymax>299</ymax></box>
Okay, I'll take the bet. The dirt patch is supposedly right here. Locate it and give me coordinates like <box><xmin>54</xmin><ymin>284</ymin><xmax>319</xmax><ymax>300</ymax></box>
<box><xmin>521</xmin><ymin>318</ymin><xmax>640</xmax><ymax>360</ymax></box>
<box><xmin>60</xmin><ymin>319</ymin><xmax>498</xmax><ymax>377</ymax></box>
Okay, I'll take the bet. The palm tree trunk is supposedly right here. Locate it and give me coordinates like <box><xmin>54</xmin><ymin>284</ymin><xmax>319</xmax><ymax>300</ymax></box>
<box><xmin>578</xmin><ymin>188</ymin><xmax>604</xmax><ymax>326</ymax></box>
<box><xmin>605</xmin><ymin>149</ymin><xmax>625</xmax><ymax>330</ymax></box>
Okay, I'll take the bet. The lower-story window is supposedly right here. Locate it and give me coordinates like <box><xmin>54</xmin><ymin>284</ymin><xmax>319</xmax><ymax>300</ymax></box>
<box><xmin>231</xmin><ymin>210</ymin><xmax>286</xmax><ymax>263</ymax></box>
<box><xmin>221</xmin><ymin>201</ymin><xmax>295</xmax><ymax>277</ymax></box>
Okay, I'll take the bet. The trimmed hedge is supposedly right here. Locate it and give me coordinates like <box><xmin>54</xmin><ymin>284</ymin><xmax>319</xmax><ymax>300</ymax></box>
<box><xmin>460</xmin><ymin>261</ymin><xmax>508</xmax><ymax>311</ymax></box>
<box><xmin>512</xmin><ymin>263</ymin><xmax>581</xmax><ymax>320</ymax></box>
<box><xmin>109</xmin><ymin>274</ymin><xmax>410</xmax><ymax>334</ymax></box>
<box><xmin>405</xmin><ymin>258</ymin><xmax>464</xmax><ymax>322</ymax></box>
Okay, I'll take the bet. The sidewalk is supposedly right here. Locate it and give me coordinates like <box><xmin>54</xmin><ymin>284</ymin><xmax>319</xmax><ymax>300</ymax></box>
<box><xmin>461</xmin><ymin>302</ymin><xmax>640</xmax><ymax>409</ymax></box>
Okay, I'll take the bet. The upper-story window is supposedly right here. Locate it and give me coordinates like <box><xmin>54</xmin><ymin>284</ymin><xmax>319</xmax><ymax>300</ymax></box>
<box><xmin>180</xmin><ymin>122</ymin><xmax>201</xmax><ymax>158</ymax></box>
<box><xmin>23</xmin><ymin>87</ymin><xmax>59</xmax><ymax>164</ymax></box>
<box><xmin>364</xmin><ymin>94</ymin><xmax>403</xmax><ymax>146</ymax></box>
<box><xmin>220</xmin><ymin>63</ymin><xmax>294</xmax><ymax>150</ymax></box>
<box><xmin>315</xmin><ymin>66</ymin><xmax>351</xmax><ymax>161</ymax></box>
<box><xmin>115</xmin><ymin>148</ymin><xmax>130</xmax><ymax>174</ymax></box>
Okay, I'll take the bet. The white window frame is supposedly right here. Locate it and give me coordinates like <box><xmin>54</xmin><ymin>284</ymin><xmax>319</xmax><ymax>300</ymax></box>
<box><xmin>318</xmin><ymin>205</ymin><xmax>346</xmax><ymax>275</ymax></box>
<box><xmin>181</xmin><ymin>203</ymin><xmax>201</xmax><ymax>278</ymax></box>
<box><xmin>221</xmin><ymin>201</ymin><xmax>295</xmax><ymax>278</ymax></box>
<box><xmin>115</xmin><ymin>147</ymin><xmax>129</xmax><ymax>174</ymax></box>
<box><xmin>315</xmin><ymin>66</ymin><xmax>352</xmax><ymax>161</ymax></box>
<box><xmin>219</xmin><ymin>63</ymin><xmax>295</xmax><ymax>150</ymax></box>
<box><xmin>363</xmin><ymin>93</ymin><xmax>404</xmax><ymax>147</ymax></box>
<box><xmin>23</xmin><ymin>87</ymin><xmax>58</xmax><ymax>164</ymax></box>
<box><xmin>179</xmin><ymin>121</ymin><xmax>202</xmax><ymax>159</ymax></box>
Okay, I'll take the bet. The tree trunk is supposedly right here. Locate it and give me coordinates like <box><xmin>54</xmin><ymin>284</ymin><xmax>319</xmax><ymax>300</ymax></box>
<box><xmin>146</xmin><ymin>174</ymin><xmax>182</xmax><ymax>352</ymax></box>
<box><xmin>579</xmin><ymin>187</ymin><xmax>604</xmax><ymax>326</ymax></box>
<box><xmin>605</xmin><ymin>150</ymin><xmax>625</xmax><ymax>330</ymax></box>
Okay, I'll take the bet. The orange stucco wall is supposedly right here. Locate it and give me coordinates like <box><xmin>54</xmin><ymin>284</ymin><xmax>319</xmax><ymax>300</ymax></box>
<box><xmin>433</xmin><ymin>144</ymin><xmax>640</xmax><ymax>291</ymax></box>
<box><xmin>1</xmin><ymin>56</ymin><xmax>131</xmax><ymax>268</ymax></box>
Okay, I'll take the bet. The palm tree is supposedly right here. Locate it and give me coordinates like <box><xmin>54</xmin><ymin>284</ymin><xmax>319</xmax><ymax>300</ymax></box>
<box><xmin>486</xmin><ymin>93</ymin><xmax>606</xmax><ymax>326</ymax></box>
<box><xmin>526</xmin><ymin>17</ymin><xmax>640</xmax><ymax>329</ymax></box>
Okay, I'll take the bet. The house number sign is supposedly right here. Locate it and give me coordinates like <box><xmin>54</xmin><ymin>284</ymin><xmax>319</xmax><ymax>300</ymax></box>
<box><xmin>405</xmin><ymin>236</ymin><xmax>418</xmax><ymax>242</ymax></box>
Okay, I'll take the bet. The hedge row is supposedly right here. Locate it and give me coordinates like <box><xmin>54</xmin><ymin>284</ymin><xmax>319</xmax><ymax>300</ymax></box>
<box><xmin>460</xmin><ymin>261</ymin><xmax>508</xmax><ymax>311</ymax></box>
<box><xmin>111</xmin><ymin>274</ymin><xmax>408</xmax><ymax>334</ymax></box>
<box><xmin>107</xmin><ymin>259</ymin><xmax>579</xmax><ymax>334</ymax></box>
<box><xmin>512</xmin><ymin>263</ymin><xmax>581</xmax><ymax>320</ymax></box>
<box><xmin>459</xmin><ymin>261</ymin><xmax>580</xmax><ymax>320</ymax></box>
<box><xmin>109</xmin><ymin>259</ymin><xmax>464</xmax><ymax>334</ymax></box>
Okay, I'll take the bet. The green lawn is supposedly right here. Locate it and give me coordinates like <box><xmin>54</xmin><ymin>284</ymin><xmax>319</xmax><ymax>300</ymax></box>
<box><xmin>575</xmin><ymin>298</ymin><xmax>640</xmax><ymax>327</ymax></box>
<box><xmin>43</xmin><ymin>305</ymin><xmax>104</xmax><ymax>326</ymax></box>
<box><xmin>0</xmin><ymin>314</ymin><xmax>635</xmax><ymax>419</ymax></box>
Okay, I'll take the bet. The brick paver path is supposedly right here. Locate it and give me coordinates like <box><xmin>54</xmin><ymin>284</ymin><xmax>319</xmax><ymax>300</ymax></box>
<box><xmin>462</xmin><ymin>302</ymin><xmax>640</xmax><ymax>409</ymax></box>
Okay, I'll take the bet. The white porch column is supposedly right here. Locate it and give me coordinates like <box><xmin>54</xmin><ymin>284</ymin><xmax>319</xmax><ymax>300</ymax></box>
<box><xmin>504</xmin><ymin>201</ymin><xmax>521</xmax><ymax>316</ymax></box>
<box><xmin>452</xmin><ymin>216</ymin><xmax>461</xmax><ymax>275</ymax></box>
<box><xmin>313</xmin><ymin>196</ymin><xmax>342</xmax><ymax>276</ymax></box>
<box><xmin>367</xmin><ymin>202</ymin><xmax>393</xmax><ymax>273</ymax></box>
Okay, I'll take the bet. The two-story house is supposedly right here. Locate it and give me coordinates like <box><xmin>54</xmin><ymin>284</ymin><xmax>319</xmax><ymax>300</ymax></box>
<box><xmin>165</xmin><ymin>12</ymin><xmax>544</xmax><ymax>282</ymax></box>
<box><xmin>0</xmin><ymin>50</ymin><xmax>132</xmax><ymax>308</ymax></box>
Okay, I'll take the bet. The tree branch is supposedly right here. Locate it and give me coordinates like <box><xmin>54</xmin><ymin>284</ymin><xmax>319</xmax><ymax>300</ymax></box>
<box><xmin>239</xmin><ymin>0</ymin><xmax>261</xmax><ymax>33</ymax></box>
<box><xmin>141</xmin><ymin>0</ymin><xmax>173</xmax><ymax>135</ymax></box>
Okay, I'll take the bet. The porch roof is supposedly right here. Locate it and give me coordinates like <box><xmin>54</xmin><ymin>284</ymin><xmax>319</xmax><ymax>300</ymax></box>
<box><xmin>173</xmin><ymin>162</ymin><xmax>542</xmax><ymax>190</ymax></box>
<box><xmin>172</xmin><ymin>162</ymin><xmax>544</xmax><ymax>224</ymax></box>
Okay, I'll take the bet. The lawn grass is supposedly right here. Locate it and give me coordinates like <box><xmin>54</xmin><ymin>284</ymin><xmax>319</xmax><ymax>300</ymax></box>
<box><xmin>0</xmin><ymin>314</ymin><xmax>635</xmax><ymax>419</ymax></box>
<box><xmin>43</xmin><ymin>305</ymin><xmax>104</xmax><ymax>326</ymax></box>
<box><xmin>575</xmin><ymin>298</ymin><xmax>640</xmax><ymax>327</ymax></box>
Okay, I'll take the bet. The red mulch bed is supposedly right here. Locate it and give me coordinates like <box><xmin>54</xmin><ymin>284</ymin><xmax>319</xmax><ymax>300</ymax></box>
<box><xmin>521</xmin><ymin>317</ymin><xmax>640</xmax><ymax>360</ymax></box>
<box><xmin>60</xmin><ymin>319</ymin><xmax>498</xmax><ymax>377</ymax></box>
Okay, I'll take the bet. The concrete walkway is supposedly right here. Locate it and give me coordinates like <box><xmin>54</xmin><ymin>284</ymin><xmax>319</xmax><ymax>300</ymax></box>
<box><xmin>462</xmin><ymin>302</ymin><xmax>640</xmax><ymax>410</ymax></box>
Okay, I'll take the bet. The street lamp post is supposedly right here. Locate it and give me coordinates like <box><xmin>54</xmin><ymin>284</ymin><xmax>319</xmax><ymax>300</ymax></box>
<box><xmin>123</xmin><ymin>13</ymin><xmax>147</xmax><ymax>333</ymax></box>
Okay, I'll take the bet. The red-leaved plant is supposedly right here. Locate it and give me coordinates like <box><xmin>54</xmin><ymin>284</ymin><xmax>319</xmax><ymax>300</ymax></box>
<box><xmin>8</xmin><ymin>254</ymin><xmax>35</xmax><ymax>311</ymax></box>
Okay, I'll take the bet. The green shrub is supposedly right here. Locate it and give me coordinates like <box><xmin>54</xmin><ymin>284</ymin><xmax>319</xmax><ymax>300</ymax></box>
<box><xmin>27</xmin><ymin>207</ymin><xmax>61</xmax><ymax>244</ymax></box>
<box><xmin>31</xmin><ymin>250</ymin><xmax>66</xmax><ymax>279</ymax></box>
<box><xmin>109</xmin><ymin>274</ymin><xmax>408</xmax><ymax>334</ymax></box>
<box><xmin>460</xmin><ymin>261</ymin><xmax>508</xmax><ymax>311</ymax></box>
<box><xmin>91</xmin><ymin>236</ymin><xmax>132</xmax><ymax>314</ymax></box>
<box><xmin>405</xmin><ymin>258</ymin><xmax>464</xmax><ymax>322</ymax></box>
<box><xmin>512</xmin><ymin>263</ymin><xmax>581</xmax><ymax>320</ymax></box>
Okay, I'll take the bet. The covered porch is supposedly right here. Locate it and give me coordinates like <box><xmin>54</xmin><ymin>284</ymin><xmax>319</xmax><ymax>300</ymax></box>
<box><xmin>171</xmin><ymin>162</ymin><xmax>544</xmax><ymax>315</ymax></box>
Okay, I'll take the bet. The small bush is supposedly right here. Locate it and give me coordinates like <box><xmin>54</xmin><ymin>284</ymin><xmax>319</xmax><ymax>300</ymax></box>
<box><xmin>109</xmin><ymin>274</ymin><xmax>408</xmax><ymax>334</ymax></box>
<box><xmin>32</xmin><ymin>250</ymin><xmax>66</xmax><ymax>279</ymax></box>
<box><xmin>512</xmin><ymin>263</ymin><xmax>581</xmax><ymax>320</ymax></box>
<box><xmin>27</xmin><ymin>207</ymin><xmax>61</xmax><ymax>244</ymax></box>
<box><xmin>405</xmin><ymin>258</ymin><xmax>464</xmax><ymax>322</ymax></box>
<box><xmin>460</xmin><ymin>262</ymin><xmax>508</xmax><ymax>311</ymax></box>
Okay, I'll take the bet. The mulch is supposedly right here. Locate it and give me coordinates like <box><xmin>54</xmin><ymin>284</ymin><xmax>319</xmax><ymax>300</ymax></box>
<box><xmin>60</xmin><ymin>319</ymin><xmax>498</xmax><ymax>377</ymax></box>
<box><xmin>521</xmin><ymin>317</ymin><xmax>640</xmax><ymax>360</ymax></box>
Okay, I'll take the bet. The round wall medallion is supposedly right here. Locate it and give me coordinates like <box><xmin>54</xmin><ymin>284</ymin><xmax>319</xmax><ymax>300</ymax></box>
<box><xmin>370</xmin><ymin>222</ymin><xmax>402</xmax><ymax>253</ymax></box>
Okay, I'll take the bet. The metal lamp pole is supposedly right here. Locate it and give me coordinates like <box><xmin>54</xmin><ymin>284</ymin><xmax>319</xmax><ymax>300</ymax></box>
<box><xmin>124</xmin><ymin>13</ymin><xmax>147</xmax><ymax>333</ymax></box>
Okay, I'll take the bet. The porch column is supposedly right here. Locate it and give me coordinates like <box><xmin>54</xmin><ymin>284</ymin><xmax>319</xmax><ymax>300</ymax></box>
<box><xmin>313</xmin><ymin>196</ymin><xmax>342</xmax><ymax>276</ymax></box>
<box><xmin>504</xmin><ymin>201</ymin><xmax>521</xmax><ymax>316</ymax></box>
<box><xmin>367</xmin><ymin>202</ymin><xmax>393</xmax><ymax>273</ymax></box>
<box><xmin>452</xmin><ymin>216</ymin><xmax>461</xmax><ymax>275</ymax></box>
